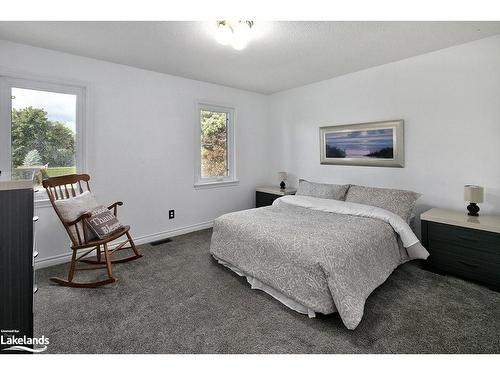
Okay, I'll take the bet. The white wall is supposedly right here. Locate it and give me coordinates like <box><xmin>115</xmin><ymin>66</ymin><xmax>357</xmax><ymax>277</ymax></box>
<box><xmin>2</xmin><ymin>35</ymin><xmax>500</xmax><ymax>266</ymax></box>
<box><xmin>0</xmin><ymin>40</ymin><xmax>272</xmax><ymax>267</ymax></box>
<box><xmin>269</xmin><ymin>35</ymin><xmax>500</xmax><ymax>236</ymax></box>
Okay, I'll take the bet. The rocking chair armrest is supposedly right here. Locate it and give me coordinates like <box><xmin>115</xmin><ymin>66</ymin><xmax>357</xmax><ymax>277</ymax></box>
<box><xmin>108</xmin><ymin>201</ymin><xmax>123</xmax><ymax>216</ymax></box>
<box><xmin>66</xmin><ymin>212</ymin><xmax>92</xmax><ymax>226</ymax></box>
<box><xmin>107</xmin><ymin>201</ymin><xmax>123</xmax><ymax>210</ymax></box>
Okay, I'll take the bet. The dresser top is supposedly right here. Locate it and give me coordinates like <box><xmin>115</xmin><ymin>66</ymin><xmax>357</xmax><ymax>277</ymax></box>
<box><xmin>256</xmin><ymin>186</ymin><xmax>297</xmax><ymax>196</ymax></box>
<box><xmin>421</xmin><ymin>208</ymin><xmax>500</xmax><ymax>234</ymax></box>
<box><xmin>0</xmin><ymin>180</ymin><xmax>33</xmax><ymax>191</ymax></box>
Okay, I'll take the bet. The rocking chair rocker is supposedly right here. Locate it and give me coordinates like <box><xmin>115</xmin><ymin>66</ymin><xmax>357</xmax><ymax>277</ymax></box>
<box><xmin>43</xmin><ymin>174</ymin><xmax>142</xmax><ymax>288</ymax></box>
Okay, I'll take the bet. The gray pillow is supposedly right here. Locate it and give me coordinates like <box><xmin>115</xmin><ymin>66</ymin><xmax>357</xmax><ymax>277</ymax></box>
<box><xmin>86</xmin><ymin>205</ymin><xmax>123</xmax><ymax>239</ymax></box>
<box><xmin>345</xmin><ymin>185</ymin><xmax>421</xmax><ymax>222</ymax></box>
<box><xmin>296</xmin><ymin>180</ymin><xmax>350</xmax><ymax>200</ymax></box>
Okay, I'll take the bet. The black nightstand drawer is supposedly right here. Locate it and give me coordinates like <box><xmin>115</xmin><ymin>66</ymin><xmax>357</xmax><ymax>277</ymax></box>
<box><xmin>256</xmin><ymin>191</ymin><xmax>279</xmax><ymax>208</ymax></box>
<box><xmin>430</xmin><ymin>250</ymin><xmax>499</xmax><ymax>287</ymax></box>
<box><xmin>423</xmin><ymin>221</ymin><xmax>500</xmax><ymax>290</ymax></box>
<box><xmin>428</xmin><ymin>222</ymin><xmax>500</xmax><ymax>255</ymax></box>
<box><xmin>428</xmin><ymin>239</ymin><xmax>500</xmax><ymax>267</ymax></box>
<box><xmin>256</xmin><ymin>188</ymin><xmax>296</xmax><ymax>208</ymax></box>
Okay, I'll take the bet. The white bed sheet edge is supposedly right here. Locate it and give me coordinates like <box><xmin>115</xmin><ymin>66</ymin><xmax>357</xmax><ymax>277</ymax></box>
<box><xmin>213</xmin><ymin>255</ymin><xmax>318</xmax><ymax>318</ymax></box>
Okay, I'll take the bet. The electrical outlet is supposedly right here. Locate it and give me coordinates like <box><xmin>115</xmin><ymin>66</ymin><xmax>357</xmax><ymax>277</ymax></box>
<box><xmin>169</xmin><ymin>209</ymin><xmax>175</xmax><ymax>219</ymax></box>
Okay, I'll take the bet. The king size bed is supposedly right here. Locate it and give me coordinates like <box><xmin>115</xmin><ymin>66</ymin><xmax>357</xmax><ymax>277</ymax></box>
<box><xmin>209</xmin><ymin>181</ymin><xmax>429</xmax><ymax>330</ymax></box>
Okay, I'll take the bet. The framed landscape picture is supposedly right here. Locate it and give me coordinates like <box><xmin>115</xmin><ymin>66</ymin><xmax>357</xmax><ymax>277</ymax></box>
<box><xmin>319</xmin><ymin>120</ymin><xmax>404</xmax><ymax>167</ymax></box>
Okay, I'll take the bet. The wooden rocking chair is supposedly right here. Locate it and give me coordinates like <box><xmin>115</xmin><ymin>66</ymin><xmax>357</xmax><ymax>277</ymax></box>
<box><xmin>43</xmin><ymin>174</ymin><xmax>142</xmax><ymax>288</ymax></box>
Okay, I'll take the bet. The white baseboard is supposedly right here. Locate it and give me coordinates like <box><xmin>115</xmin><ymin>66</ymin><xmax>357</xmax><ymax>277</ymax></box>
<box><xmin>35</xmin><ymin>220</ymin><xmax>214</xmax><ymax>269</ymax></box>
<box><xmin>131</xmin><ymin>220</ymin><xmax>213</xmax><ymax>246</ymax></box>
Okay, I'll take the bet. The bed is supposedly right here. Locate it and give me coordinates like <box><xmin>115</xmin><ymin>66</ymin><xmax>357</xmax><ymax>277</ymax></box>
<box><xmin>209</xmin><ymin>183</ymin><xmax>429</xmax><ymax>330</ymax></box>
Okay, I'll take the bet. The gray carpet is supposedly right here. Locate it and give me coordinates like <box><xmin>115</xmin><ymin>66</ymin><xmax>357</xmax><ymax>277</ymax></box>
<box><xmin>35</xmin><ymin>229</ymin><xmax>500</xmax><ymax>354</ymax></box>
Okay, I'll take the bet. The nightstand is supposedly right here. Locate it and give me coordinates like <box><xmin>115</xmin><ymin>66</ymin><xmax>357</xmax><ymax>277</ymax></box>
<box><xmin>421</xmin><ymin>208</ymin><xmax>500</xmax><ymax>291</ymax></box>
<box><xmin>256</xmin><ymin>186</ymin><xmax>297</xmax><ymax>208</ymax></box>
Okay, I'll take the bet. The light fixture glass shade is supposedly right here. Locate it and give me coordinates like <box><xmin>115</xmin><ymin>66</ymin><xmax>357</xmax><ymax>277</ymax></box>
<box><xmin>464</xmin><ymin>185</ymin><xmax>484</xmax><ymax>203</ymax></box>
<box><xmin>215</xmin><ymin>24</ymin><xmax>232</xmax><ymax>45</ymax></box>
<box><xmin>230</xmin><ymin>22</ymin><xmax>251</xmax><ymax>50</ymax></box>
<box><xmin>215</xmin><ymin>20</ymin><xmax>253</xmax><ymax>50</ymax></box>
<box><xmin>231</xmin><ymin>37</ymin><xmax>248</xmax><ymax>51</ymax></box>
<box><xmin>278</xmin><ymin>172</ymin><xmax>287</xmax><ymax>182</ymax></box>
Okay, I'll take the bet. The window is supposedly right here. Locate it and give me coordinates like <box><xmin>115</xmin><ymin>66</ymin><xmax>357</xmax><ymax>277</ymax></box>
<box><xmin>0</xmin><ymin>77</ymin><xmax>85</xmax><ymax>200</ymax></box>
<box><xmin>195</xmin><ymin>103</ymin><xmax>236</xmax><ymax>187</ymax></box>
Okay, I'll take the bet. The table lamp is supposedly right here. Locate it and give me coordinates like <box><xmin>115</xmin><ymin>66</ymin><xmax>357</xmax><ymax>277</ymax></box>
<box><xmin>464</xmin><ymin>185</ymin><xmax>484</xmax><ymax>216</ymax></box>
<box><xmin>278</xmin><ymin>172</ymin><xmax>287</xmax><ymax>190</ymax></box>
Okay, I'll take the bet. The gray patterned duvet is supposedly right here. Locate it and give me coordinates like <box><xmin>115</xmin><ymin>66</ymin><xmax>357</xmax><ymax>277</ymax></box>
<box><xmin>210</xmin><ymin>196</ymin><xmax>428</xmax><ymax>329</ymax></box>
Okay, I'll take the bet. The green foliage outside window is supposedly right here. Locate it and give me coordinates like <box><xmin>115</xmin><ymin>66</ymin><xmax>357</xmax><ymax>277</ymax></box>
<box><xmin>200</xmin><ymin>110</ymin><xmax>228</xmax><ymax>178</ymax></box>
<box><xmin>12</xmin><ymin>107</ymin><xmax>75</xmax><ymax>167</ymax></box>
<box><xmin>11</xmin><ymin>107</ymin><xmax>76</xmax><ymax>179</ymax></box>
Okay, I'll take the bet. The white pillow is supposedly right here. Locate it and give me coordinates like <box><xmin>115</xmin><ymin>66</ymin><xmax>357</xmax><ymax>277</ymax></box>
<box><xmin>54</xmin><ymin>191</ymin><xmax>99</xmax><ymax>242</ymax></box>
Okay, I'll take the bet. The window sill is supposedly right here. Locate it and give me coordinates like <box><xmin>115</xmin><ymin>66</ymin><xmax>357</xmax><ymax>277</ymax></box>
<box><xmin>194</xmin><ymin>180</ymin><xmax>240</xmax><ymax>190</ymax></box>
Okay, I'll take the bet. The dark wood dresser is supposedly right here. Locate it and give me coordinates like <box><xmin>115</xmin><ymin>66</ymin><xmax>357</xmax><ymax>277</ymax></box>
<box><xmin>0</xmin><ymin>181</ymin><xmax>35</xmax><ymax>353</ymax></box>
<box><xmin>421</xmin><ymin>208</ymin><xmax>500</xmax><ymax>292</ymax></box>
<box><xmin>256</xmin><ymin>186</ymin><xmax>297</xmax><ymax>208</ymax></box>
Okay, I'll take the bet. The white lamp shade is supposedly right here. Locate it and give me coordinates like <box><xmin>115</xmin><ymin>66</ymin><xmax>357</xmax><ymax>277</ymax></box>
<box><xmin>464</xmin><ymin>185</ymin><xmax>484</xmax><ymax>203</ymax></box>
<box><xmin>278</xmin><ymin>172</ymin><xmax>287</xmax><ymax>182</ymax></box>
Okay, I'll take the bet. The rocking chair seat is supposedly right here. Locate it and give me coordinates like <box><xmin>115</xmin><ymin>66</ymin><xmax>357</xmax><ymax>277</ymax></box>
<box><xmin>73</xmin><ymin>225</ymin><xmax>131</xmax><ymax>249</ymax></box>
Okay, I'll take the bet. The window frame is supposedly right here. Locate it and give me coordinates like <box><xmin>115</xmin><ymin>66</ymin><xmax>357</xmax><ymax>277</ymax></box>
<box><xmin>194</xmin><ymin>102</ymin><xmax>238</xmax><ymax>189</ymax></box>
<box><xmin>0</xmin><ymin>75</ymin><xmax>87</xmax><ymax>203</ymax></box>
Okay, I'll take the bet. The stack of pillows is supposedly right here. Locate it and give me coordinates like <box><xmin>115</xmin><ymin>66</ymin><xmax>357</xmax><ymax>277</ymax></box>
<box><xmin>53</xmin><ymin>191</ymin><xmax>123</xmax><ymax>242</ymax></box>
<box><xmin>295</xmin><ymin>179</ymin><xmax>420</xmax><ymax>223</ymax></box>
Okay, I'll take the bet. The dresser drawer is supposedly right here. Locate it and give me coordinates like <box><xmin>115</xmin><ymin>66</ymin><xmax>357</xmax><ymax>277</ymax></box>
<box><xmin>256</xmin><ymin>191</ymin><xmax>279</xmax><ymax>208</ymax></box>
<box><xmin>428</xmin><ymin>222</ymin><xmax>500</xmax><ymax>255</ymax></box>
<box><xmin>425</xmin><ymin>221</ymin><xmax>500</xmax><ymax>288</ymax></box>
<box><xmin>429</xmin><ymin>249</ymin><xmax>499</xmax><ymax>287</ymax></box>
<box><xmin>428</xmin><ymin>237</ymin><xmax>500</xmax><ymax>266</ymax></box>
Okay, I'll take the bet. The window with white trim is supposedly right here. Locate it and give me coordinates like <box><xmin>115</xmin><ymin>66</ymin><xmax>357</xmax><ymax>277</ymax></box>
<box><xmin>195</xmin><ymin>103</ymin><xmax>236</xmax><ymax>187</ymax></box>
<box><xmin>0</xmin><ymin>76</ymin><xmax>85</xmax><ymax>200</ymax></box>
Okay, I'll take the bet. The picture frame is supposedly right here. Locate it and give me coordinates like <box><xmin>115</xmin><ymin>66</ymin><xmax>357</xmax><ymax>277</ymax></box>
<box><xmin>319</xmin><ymin>120</ymin><xmax>404</xmax><ymax>167</ymax></box>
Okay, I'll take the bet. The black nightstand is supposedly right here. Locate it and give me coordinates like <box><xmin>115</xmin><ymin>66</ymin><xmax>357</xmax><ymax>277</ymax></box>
<box><xmin>256</xmin><ymin>186</ymin><xmax>297</xmax><ymax>208</ymax></box>
<box><xmin>421</xmin><ymin>208</ymin><xmax>500</xmax><ymax>292</ymax></box>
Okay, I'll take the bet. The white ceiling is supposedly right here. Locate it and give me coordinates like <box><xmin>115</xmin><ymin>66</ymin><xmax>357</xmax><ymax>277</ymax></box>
<box><xmin>0</xmin><ymin>21</ymin><xmax>499</xmax><ymax>94</ymax></box>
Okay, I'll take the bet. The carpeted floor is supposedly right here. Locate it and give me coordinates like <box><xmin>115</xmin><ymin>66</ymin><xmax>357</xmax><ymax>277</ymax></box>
<box><xmin>35</xmin><ymin>229</ymin><xmax>500</xmax><ymax>354</ymax></box>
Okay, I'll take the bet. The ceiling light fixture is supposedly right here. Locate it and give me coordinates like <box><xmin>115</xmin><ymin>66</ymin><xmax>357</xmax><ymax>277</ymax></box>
<box><xmin>215</xmin><ymin>20</ymin><xmax>254</xmax><ymax>50</ymax></box>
